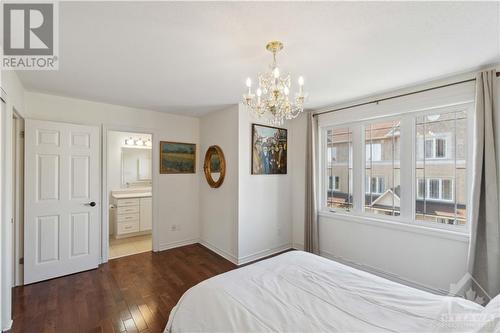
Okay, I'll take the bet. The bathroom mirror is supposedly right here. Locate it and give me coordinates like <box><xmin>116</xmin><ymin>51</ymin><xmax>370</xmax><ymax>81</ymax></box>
<box><xmin>203</xmin><ymin>145</ymin><xmax>226</xmax><ymax>188</ymax></box>
<box><xmin>121</xmin><ymin>147</ymin><xmax>152</xmax><ymax>186</ymax></box>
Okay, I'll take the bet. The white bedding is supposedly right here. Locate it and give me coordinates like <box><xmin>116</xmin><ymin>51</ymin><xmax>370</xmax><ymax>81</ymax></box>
<box><xmin>165</xmin><ymin>251</ymin><xmax>490</xmax><ymax>333</ymax></box>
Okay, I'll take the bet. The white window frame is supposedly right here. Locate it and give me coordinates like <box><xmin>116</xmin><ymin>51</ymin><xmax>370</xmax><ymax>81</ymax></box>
<box><xmin>329</xmin><ymin>175</ymin><xmax>340</xmax><ymax>191</ymax></box>
<box><xmin>417</xmin><ymin>178</ymin><xmax>454</xmax><ymax>202</ymax></box>
<box><xmin>365</xmin><ymin>176</ymin><xmax>385</xmax><ymax>194</ymax></box>
<box><xmin>319</xmin><ymin>99</ymin><xmax>473</xmax><ymax>235</ymax></box>
<box><xmin>365</xmin><ymin>143</ymin><xmax>382</xmax><ymax>162</ymax></box>
<box><xmin>423</xmin><ymin>136</ymin><xmax>449</xmax><ymax>159</ymax></box>
<box><xmin>322</xmin><ymin>125</ymin><xmax>355</xmax><ymax>212</ymax></box>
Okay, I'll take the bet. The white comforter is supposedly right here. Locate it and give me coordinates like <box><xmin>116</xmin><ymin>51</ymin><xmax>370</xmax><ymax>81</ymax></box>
<box><xmin>165</xmin><ymin>251</ymin><xmax>489</xmax><ymax>333</ymax></box>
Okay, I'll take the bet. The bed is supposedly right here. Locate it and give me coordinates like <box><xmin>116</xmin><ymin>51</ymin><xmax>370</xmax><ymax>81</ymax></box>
<box><xmin>165</xmin><ymin>251</ymin><xmax>497</xmax><ymax>332</ymax></box>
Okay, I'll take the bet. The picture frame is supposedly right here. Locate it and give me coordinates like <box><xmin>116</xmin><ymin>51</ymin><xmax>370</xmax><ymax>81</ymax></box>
<box><xmin>251</xmin><ymin>124</ymin><xmax>288</xmax><ymax>175</ymax></box>
<box><xmin>160</xmin><ymin>141</ymin><xmax>196</xmax><ymax>174</ymax></box>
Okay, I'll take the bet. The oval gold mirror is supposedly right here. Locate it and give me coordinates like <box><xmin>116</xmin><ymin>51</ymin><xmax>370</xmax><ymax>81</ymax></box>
<box><xmin>203</xmin><ymin>145</ymin><xmax>226</xmax><ymax>188</ymax></box>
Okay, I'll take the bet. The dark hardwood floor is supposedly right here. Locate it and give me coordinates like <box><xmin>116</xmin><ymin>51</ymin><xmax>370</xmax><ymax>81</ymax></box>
<box><xmin>10</xmin><ymin>244</ymin><xmax>236</xmax><ymax>333</ymax></box>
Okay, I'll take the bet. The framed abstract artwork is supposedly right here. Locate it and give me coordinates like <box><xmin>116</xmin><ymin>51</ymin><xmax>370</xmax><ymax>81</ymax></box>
<box><xmin>160</xmin><ymin>141</ymin><xmax>196</xmax><ymax>174</ymax></box>
<box><xmin>251</xmin><ymin>124</ymin><xmax>287</xmax><ymax>175</ymax></box>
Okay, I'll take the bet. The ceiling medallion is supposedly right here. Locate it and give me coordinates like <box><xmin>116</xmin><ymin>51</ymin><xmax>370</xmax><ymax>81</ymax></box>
<box><xmin>243</xmin><ymin>40</ymin><xmax>307</xmax><ymax>126</ymax></box>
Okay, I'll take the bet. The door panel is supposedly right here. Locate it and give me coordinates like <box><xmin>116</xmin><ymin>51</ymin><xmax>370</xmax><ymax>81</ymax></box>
<box><xmin>25</xmin><ymin>120</ymin><xmax>100</xmax><ymax>284</ymax></box>
<box><xmin>36</xmin><ymin>129</ymin><xmax>60</xmax><ymax>146</ymax></box>
<box><xmin>37</xmin><ymin>215</ymin><xmax>60</xmax><ymax>263</ymax></box>
<box><xmin>71</xmin><ymin>155</ymin><xmax>89</xmax><ymax>199</ymax></box>
<box><xmin>71</xmin><ymin>212</ymin><xmax>90</xmax><ymax>257</ymax></box>
<box><xmin>37</xmin><ymin>154</ymin><xmax>60</xmax><ymax>201</ymax></box>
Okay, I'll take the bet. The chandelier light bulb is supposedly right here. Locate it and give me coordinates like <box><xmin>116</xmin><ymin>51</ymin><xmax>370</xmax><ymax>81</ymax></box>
<box><xmin>246</xmin><ymin>78</ymin><xmax>252</xmax><ymax>88</ymax></box>
<box><xmin>273</xmin><ymin>67</ymin><xmax>280</xmax><ymax>79</ymax></box>
<box><xmin>256</xmin><ymin>88</ymin><xmax>262</xmax><ymax>97</ymax></box>
<box><xmin>284</xmin><ymin>86</ymin><xmax>290</xmax><ymax>96</ymax></box>
<box><xmin>298</xmin><ymin>76</ymin><xmax>304</xmax><ymax>86</ymax></box>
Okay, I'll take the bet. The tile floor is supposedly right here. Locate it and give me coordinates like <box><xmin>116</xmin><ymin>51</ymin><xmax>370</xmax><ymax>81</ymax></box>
<box><xmin>109</xmin><ymin>234</ymin><xmax>152</xmax><ymax>259</ymax></box>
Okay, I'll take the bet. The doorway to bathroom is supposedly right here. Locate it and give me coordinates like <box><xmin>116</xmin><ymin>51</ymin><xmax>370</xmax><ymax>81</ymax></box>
<box><xmin>105</xmin><ymin>130</ymin><xmax>154</xmax><ymax>260</ymax></box>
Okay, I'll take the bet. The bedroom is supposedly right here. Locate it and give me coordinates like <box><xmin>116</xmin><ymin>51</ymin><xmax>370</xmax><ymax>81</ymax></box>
<box><xmin>0</xmin><ymin>1</ymin><xmax>499</xmax><ymax>332</ymax></box>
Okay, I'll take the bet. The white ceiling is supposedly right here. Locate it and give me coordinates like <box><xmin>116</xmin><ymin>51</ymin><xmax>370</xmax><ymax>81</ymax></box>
<box><xmin>17</xmin><ymin>1</ymin><xmax>500</xmax><ymax>117</ymax></box>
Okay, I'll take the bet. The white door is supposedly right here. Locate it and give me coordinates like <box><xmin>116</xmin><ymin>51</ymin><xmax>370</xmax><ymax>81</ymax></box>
<box><xmin>24</xmin><ymin>120</ymin><xmax>100</xmax><ymax>284</ymax></box>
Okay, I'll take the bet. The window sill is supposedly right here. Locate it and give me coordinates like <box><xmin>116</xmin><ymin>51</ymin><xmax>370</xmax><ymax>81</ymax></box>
<box><xmin>318</xmin><ymin>210</ymin><xmax>470</xmax><ymax>243</ymax></box>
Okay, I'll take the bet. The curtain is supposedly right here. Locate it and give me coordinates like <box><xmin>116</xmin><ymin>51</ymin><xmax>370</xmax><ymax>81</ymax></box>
<box><xmin>304</xmin><ymin>112</ymin><xmax>319</xmax><ymax>254</ymax></box>
<box><xmin>468</xmin><ymin>70</ymin><xmax>500</xmax><ymax>298</ymax></box>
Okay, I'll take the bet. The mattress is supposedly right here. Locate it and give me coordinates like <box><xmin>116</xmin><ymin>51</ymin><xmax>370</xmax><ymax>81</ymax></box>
<box><xmin>165</xmin><ymin>251</ymin><xmax>489</xmax><ymax>332</ymax></box>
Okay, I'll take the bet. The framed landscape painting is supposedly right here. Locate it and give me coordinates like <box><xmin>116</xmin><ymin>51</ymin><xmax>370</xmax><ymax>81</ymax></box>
<box><xmin>252</xmin><ymin>124</ymin><xmax>287</xmax><ymax>175</ymax></box>
<box><xmin>160</xmin><ymin>141</ymin><xmax>196</xmax><ymax>174</ymax></box>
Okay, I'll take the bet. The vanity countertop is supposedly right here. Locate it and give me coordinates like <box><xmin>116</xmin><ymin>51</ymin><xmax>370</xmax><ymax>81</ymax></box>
<box><xmin>111</xmin><ymin>191</ymin><xmax>152</xmax><ymax>199</ymax></box>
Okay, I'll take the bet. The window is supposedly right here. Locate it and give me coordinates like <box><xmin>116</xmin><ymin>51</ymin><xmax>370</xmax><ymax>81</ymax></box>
<box><xmin>365</xmin><ymin>121</ymin><xmax>400</xmax><ymax>216</ymax></box>
<box><xmin>365</xmin><ymin>176</ymin><xmax>385</xmax><ymax>194</ymax></box>
<box><xmin>326</xmin><ymin>127</ymin><xmax>352</xmax><ymax>211</ymax></box>
<box><xmin>322</xmin><ymin>104</ymin><xmax>470</xmax><ymax>231</ymax></box>
<box><xmin>417</xmin><ymin>178</ymin><xmax>453</xmax><ymax>201</ymax></box>
<box><xmin>329</xmin><ymin>175</ymin><xmax>340</xmax><ymax>191</ymax></box>
<box><xmin>423</xmin><ymin>137</ymin><xmax>448</xmax><ymax>159</ymax></box>
<box><xmin>365</xmin><ymin>143</ymin><xmax>382</xmax><ymax>161</ymax></box>
<box><xmin>416</xmin><ymin>110</ymin><xmax>467</xmax><ymax>225</ymax></box>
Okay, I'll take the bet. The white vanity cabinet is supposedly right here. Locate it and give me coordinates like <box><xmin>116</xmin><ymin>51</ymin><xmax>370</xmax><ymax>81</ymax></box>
<box><xmin>112</xmin><ymin>192</ymin><xmax>152</xmax><ymax>238</ymax></box>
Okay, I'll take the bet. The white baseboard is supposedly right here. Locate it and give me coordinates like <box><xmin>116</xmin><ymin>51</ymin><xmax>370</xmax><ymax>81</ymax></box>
<box><xmin>292</xmin><ymin>243</ymin><xmax>304</xmax><ymax>251</ymax></box>
<box><xmin>2</xmin><ymin>319</ymin><xmax>13</xmax><ymax>332</ymax></box>
<box><xmin>158</xmin><ymin>238</ymin><xmax>199</xmax><ymax>251</ymax></box>
<box><xmin>199</xmin><ymin>240</ymin><xmax>238</xmax><ymax>264</ymax></box>
<box><xmin>319</xmin><ymin>249</ymin><xmax>448</xmax><ymax>296</ymax></box>
<box><xmin>237</xmin><ymin>243</ymin><xmax>292</xmax><ymax>265</ymax></box>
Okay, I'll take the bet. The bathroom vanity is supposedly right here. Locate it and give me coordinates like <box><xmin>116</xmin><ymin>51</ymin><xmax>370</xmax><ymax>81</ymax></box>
<box><xmin>111</xmin><ymin>190</ymin><xmax>152</xmax><ymax>239</ymax></box>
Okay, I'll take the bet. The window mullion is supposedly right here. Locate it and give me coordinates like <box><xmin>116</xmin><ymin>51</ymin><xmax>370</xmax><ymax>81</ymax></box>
<box><xmin>399</xmin><ymin>116</ymin><xmax>414</xmax><ymax>221</ymax></box>
<box><xmin>352</xmin><ymin>125</ymin><xmax>364</xmax><ymax>213</ymax></box>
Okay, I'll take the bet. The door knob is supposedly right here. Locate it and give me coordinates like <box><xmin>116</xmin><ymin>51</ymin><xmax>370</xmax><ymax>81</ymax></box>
<box><xmin>85</xmin><ymin>201</ymin><xmax>96</xmax><ymax>207</ymax></box>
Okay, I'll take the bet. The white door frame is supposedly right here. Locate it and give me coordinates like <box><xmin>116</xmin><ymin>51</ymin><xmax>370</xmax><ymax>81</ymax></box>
<box><xmin>101</xmin><ymin>124</ymin><xmax>159</xmax><ymax>263</ymax></box>
<box><xmin>12</xmin><ymin>110</ymin><xmax>24</xmax><ymax>287</ymax></box>
<box><xmin>0</xmin><ymin>88</ymin><xmax>7</xmax><ymax>331</ymax></box>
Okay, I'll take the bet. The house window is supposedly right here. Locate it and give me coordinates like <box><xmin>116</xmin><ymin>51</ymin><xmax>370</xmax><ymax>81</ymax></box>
<box><xmin>416</xmin><ymin>110</ymin><xmax>467</xmax><ymax>226</ymax></box>
<box><xmin>365</xmin><ymin>143</ymin><xmax>382</xmax><ymax>161</ymax></box>
<box><xmin>365</xmin><ymin>176</ymin><xmax>385</xmax><ymax>194</ymax></box>
<box><xmin>329</xmin><ymin>175</ymin><xmax>340</xmax><ymax>191</ymax></box>
<box><xmin>364</xmin><ymin>121</ymin><xmax>400</xmax><ymax>216</ymax></box>
<box><xmin>423</xmin><ymin>137</ymin><xmax>448</xmax><ymax>159</ymax></box>
<box><xmin>326</xmin><ymin>127</ymin><xmax>352</xmax><ymax>211</ymax></box>
<box><xmin>416</xmin><ymin>178</ymin><xmax>454</xmax><ymax>201</ymax></box>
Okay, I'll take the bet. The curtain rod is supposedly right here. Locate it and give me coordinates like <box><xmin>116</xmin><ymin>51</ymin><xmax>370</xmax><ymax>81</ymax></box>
<box><xmin>312</xmin><ymin>72</ymin><xmax>500</xmax><ymax>118</ymax></box>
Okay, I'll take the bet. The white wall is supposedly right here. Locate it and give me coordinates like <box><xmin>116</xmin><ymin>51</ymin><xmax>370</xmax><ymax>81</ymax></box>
<box><xmin>24</xmin><ymin>92</ymin><xmax>200</xmax><ymax>251</ymax></box>
<box><xmin>199</xmin><ymin>104</ymin><xmax>301</xmax><ymax>264</ymax></box>
<box><xmin>199</xmin><ymin>106</ymin><xmax>239</xmax><ymax>262</ymax></box>
<box><xmin>237</xmin><ymin>104</ymin><xmax>293</xmax><ymax>264</ymax></box>
<box><xmin>290</xmin><ymin>112</ymin><xmax>307</xmax><ymax>249</ymax></box>
<box><xmin>0</xmin><ymin>71</ymin><xmax>26</xmax><ymax>331</ymax></box>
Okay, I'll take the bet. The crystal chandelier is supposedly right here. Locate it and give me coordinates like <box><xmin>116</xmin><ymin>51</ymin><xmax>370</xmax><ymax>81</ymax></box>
<box><xmin>243</xmin><ymin>41</ymin><xmax>307</xmax><ymax>126</ymax></box>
